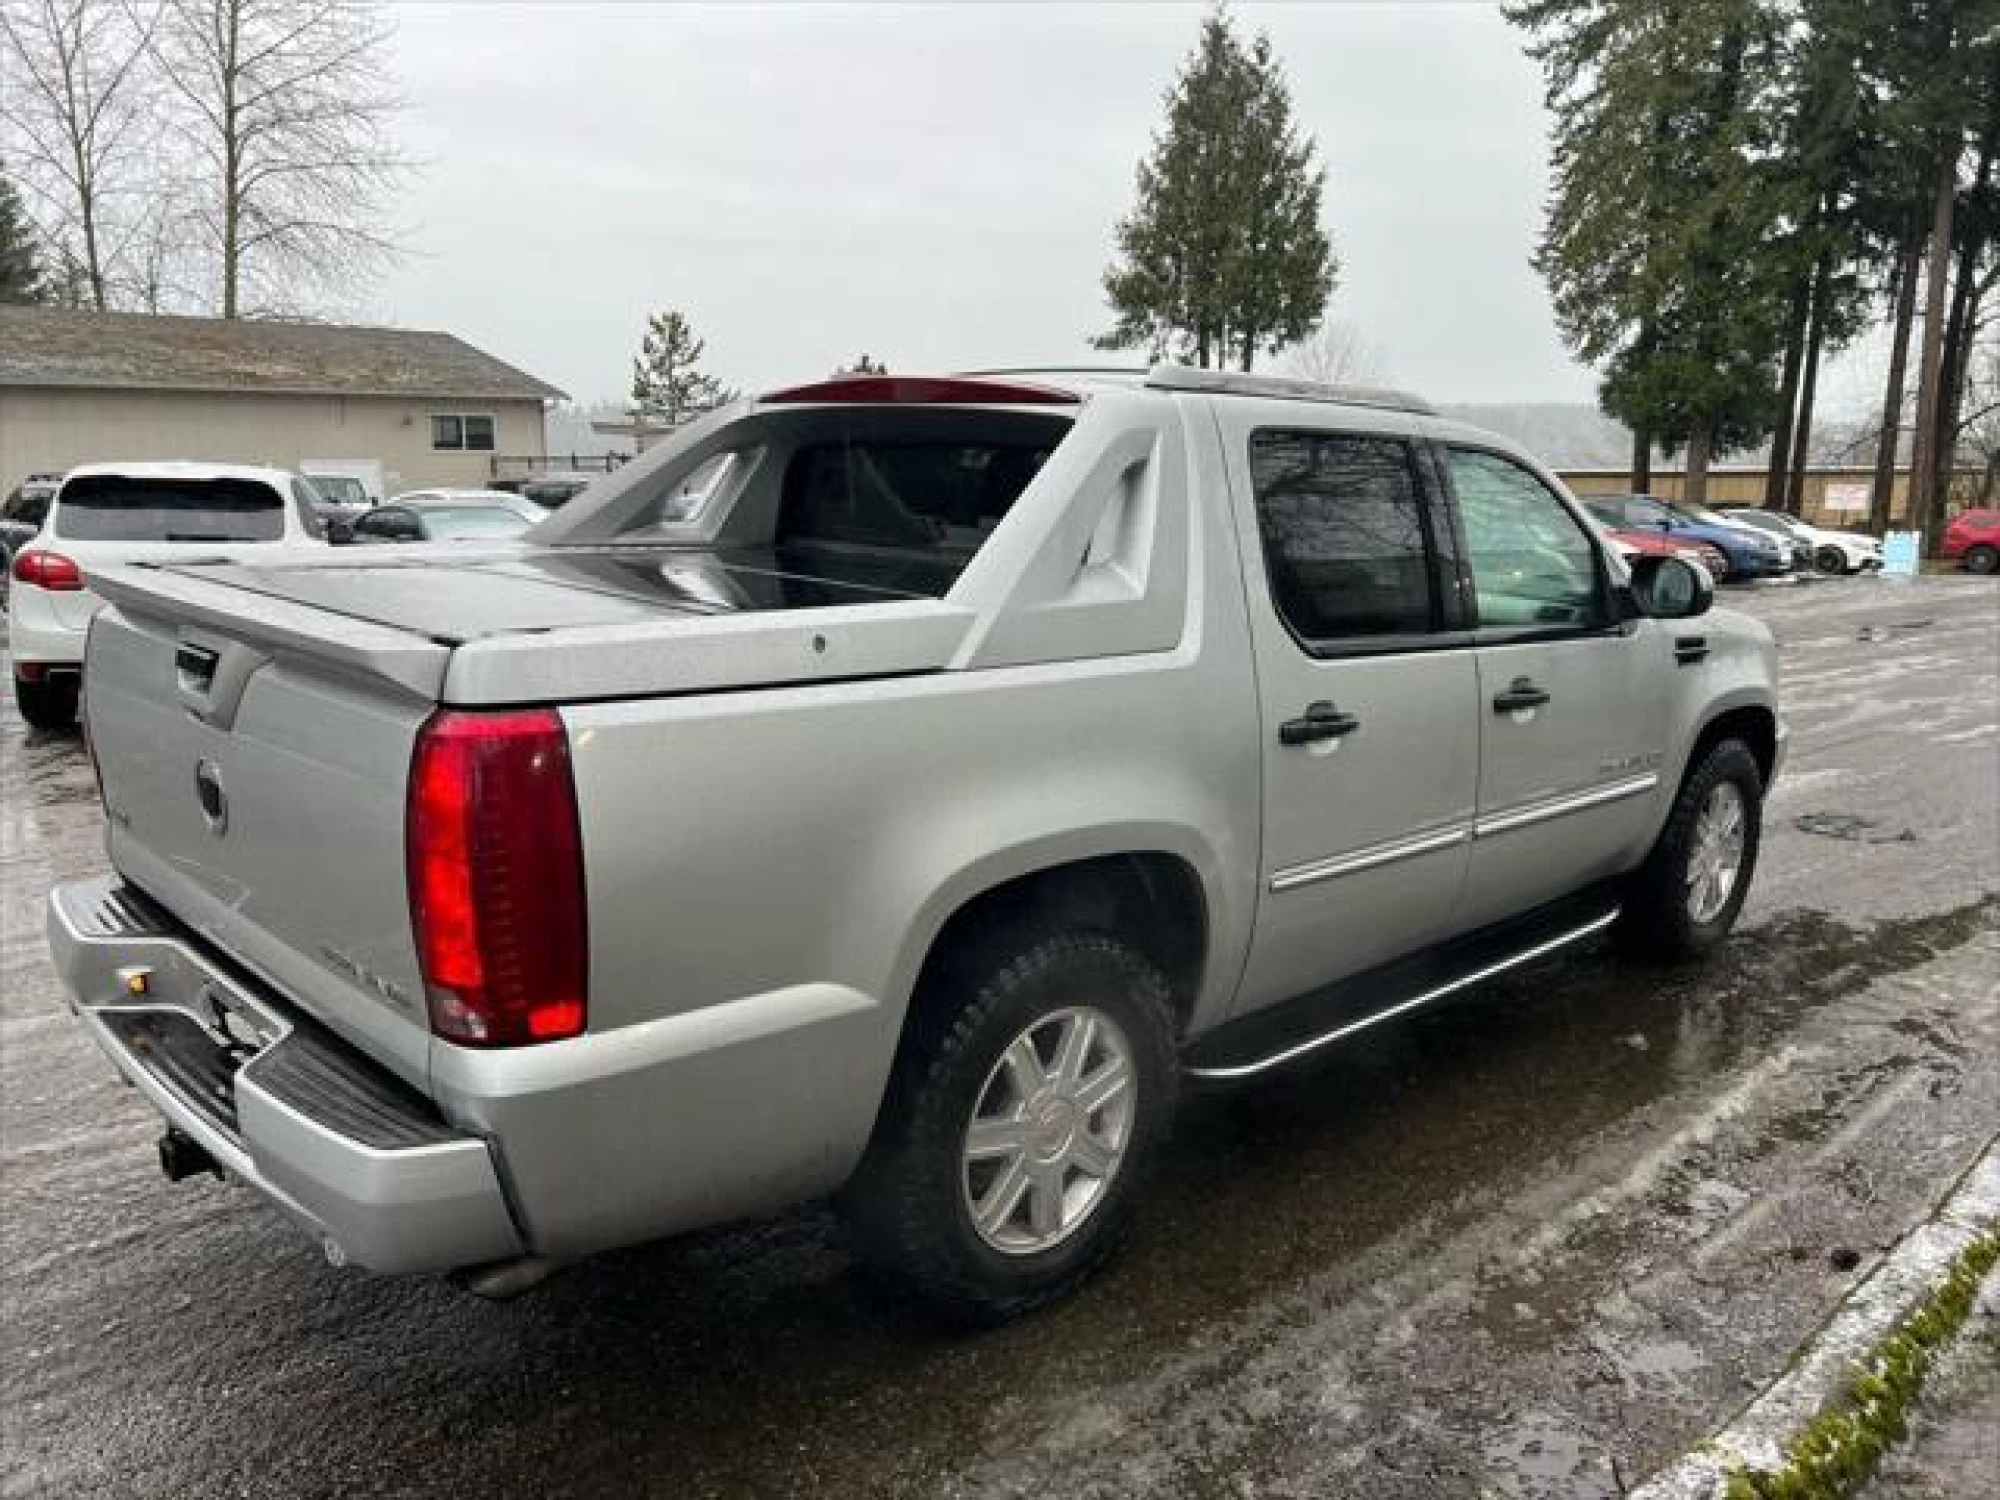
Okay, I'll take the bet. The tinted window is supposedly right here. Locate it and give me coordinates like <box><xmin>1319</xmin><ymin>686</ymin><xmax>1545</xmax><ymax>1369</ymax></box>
<box><xmin>778</xmin><ymin>439</ymin><xmax>1053</xmax><ymax>568</ymax></box>
<box><xmin>4</xmin><ymin>489</ymin><xmax>50</xmax><ymax>526</ymax></box>
<box><xmin>463</xmin><ymin>415</ymin><xmax>496</xmax><ymax>452</ymax></box>
<box><xmin>54</xmin><ymin>475</ymin><xmax>286</xmax><ymax>543</ymax></box>
<box><xmin>354</xmin><ymin>508</ymin><xmax>421</xmax><ymax>541</ymax></box>
<box><xmin>1248</xmin><ymin>431</ymin><xmax>1435</xmax><ymax>640</ymax></box>
<box><xmin>1448</xmin><ymin>450</ymin><xmax>1604</xmax><ymax>630</ymax></box>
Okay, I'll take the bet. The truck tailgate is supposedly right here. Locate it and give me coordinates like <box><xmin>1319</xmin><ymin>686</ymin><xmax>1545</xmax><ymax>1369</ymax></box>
<box><xmin>85</xmin><ymin>587</ymin><xmax>446</xmax><ymax>1090</ymax></box>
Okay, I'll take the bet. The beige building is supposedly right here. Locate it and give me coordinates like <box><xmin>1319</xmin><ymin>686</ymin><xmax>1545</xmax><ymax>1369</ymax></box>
<box><xmin>1</xmin><ymin>307</ymin><xmax>562</xmax><ymax>497</ymax></box>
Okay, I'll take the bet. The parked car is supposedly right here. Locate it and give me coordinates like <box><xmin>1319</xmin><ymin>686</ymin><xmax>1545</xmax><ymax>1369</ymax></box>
<box><xmin>1942</xmin><ymin>507</ymin><xmax>2000</xmax><ymax>574</ymax></box>
<box><xmin>387</xmin><ymin>486</ymin><xmax>550</xmax><ymax>524</ymax></box>
<box><xmin>301</xmin><ymin>474</ymin><xmax>374</xmax><ymax>532</ymax></box>
<box><xmin>1717</xmin><ymin>507</ymin><xmax>1881</xmax><ymax>575</ymax></box>
<box><xmin>49</xmin><ymin>369</ymin><xmax>1781</xmax><ymax>1321</ymax></box>
<box><xmin>2</xmin><ymin>472</ymin><xmax>64</xmax><ymax>559</ymax></box>
<box><xmin>9</xmin><ymin>462</ymin><xmax>328</xmax><ymax>729</ymax></box>
<box><xmin>1588</xmin><ymin>514</ymin><xmax>1731</xmax><ymax>581</ymax></box>
<box><xmin>1584</xmin><ymin>494</ymin><xmax>1791</xmax><ymax>580</ymax></box>
<box><xmin>518</xmin><ymin>472</ymin><xmax>597</xmax><ymax>508</ymax></box>
<box><xmin>299</xmin><ymin>460</ymin><xmax>385</xmax><ymax>508</ymax></box>
<box><xmin>331</xmin><ymin>491</ymin><xmax>536</xmax><ymax>544</ymax></box>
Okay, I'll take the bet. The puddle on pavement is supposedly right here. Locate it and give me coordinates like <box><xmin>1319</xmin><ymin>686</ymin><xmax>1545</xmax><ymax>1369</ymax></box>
<box><xmin>1794</xmin><ymin>811</ymin><xmax>1918</xmax><ymax>843</ymax></box>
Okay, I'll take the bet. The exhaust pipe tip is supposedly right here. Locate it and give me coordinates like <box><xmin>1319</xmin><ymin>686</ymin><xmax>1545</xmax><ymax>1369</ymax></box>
<box><xmin>450</xmin><ymin>1256</ymin><xmax>562</xmax><ymax>1301</ymax></box>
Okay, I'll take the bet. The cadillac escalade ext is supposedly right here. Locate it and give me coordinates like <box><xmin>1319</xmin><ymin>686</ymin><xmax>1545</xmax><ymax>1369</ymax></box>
<box><xmin>48</xmin><ymin>368</ymin><xmax>1782</xmax><ymax>1320</ymax></box>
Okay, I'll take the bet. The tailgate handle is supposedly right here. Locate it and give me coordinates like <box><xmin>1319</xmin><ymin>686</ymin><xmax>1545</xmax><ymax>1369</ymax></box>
<box><xmin>173</xmin><ymin>635</ymin><xmax>268</xmax><ymax>730</ymax></box>
<box><xmin>176</xmin><ymin>644</ymin><xmax>219</xmax><ymax>696</ymax></box>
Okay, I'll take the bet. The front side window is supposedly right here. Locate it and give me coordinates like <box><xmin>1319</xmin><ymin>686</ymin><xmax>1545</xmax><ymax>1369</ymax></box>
<box><xmin>1448</xmin><ymin>449</ymin><xmax>1605</xmax><ymax>631</ymax></box>
<box><xmin>1247</xmin><ymin>431</ymin><xmax>1436</xmax><ymax>642</ymax></box>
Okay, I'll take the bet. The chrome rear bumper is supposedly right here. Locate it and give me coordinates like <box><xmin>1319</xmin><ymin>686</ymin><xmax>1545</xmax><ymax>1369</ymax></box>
<box><xmin>48</xmin><ymin>876</ymin><xmax>523</xmax><ymax>1274</ymax></box>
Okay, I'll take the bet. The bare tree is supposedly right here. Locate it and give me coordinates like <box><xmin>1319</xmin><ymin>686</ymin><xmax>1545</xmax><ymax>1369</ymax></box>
<box><xmin>0</xmin><ymin>0</ymin><xmax>162</xmax><ymax>309</ymax></box>
<box><xmin>154</xmin><ymin>0</ymin><xmax>409</xmax><ymax>318</ymax></box>
<box><xmin>1281</xmin><ymin>320</ymin><xmax>1386</xmax><ymax>387</ymax></box>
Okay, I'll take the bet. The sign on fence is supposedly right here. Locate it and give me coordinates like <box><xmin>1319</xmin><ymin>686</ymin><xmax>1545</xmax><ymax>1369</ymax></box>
<box><xmin>1880</xmin><ymin>530</ymin><xmax>1921</xmax><ymax>578</ymax></box>
<box><xmin>1822</xmin><ymin>481</ymin><xmax>1870</xmax><ymax>514</ymax></box>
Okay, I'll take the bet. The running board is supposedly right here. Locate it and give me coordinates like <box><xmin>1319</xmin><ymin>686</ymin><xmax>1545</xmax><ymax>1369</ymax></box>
<box><xmin>1183</xmin><ymin>892</ymin><xmax>1621</xmax><ymax>1082</ymax></box>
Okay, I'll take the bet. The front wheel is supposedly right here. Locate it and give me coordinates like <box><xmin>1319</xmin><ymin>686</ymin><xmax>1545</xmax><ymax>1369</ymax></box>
<box><xmin>14</xmin><ymin>672</ymin><xmax>78</xmax><ymax>731</ymax></box>
<box><xmin>1617</xmin><ymin>739</ymin><xmax>1763</xmax><ymax>961</ymax></box>
<box><xmin>1815</xmin><ymin>544</ymin><xmax>1849</xmax><ymax>576</ymax></box>
<box><xmin>843</xmin><ymin>927</ymin><xmax>1177</xmax><ymax>1323</ymax></box>
<box><xmin>1966</xmin><ymin>544</ymin><xmax>1999</xmax><ymax>576</ymax></box>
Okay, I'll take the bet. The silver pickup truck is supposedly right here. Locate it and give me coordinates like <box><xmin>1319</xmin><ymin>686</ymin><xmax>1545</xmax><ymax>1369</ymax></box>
<box><xmin>49</xmin><ymin>368</ymin><xmax>1781</xmax><ymax>1320</ymax></box>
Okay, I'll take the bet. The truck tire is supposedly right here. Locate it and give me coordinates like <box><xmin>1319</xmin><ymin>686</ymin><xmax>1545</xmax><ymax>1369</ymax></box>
<box><xmin>844</xmin><ymin>927</ymin><xmax>1177</xmax><ymax>1323</ymax></box>
<box><xmin>1617</xmin><ymin>738</ymin><xmax>1762</xmax><ymax>962</ymax></box>
<box><xmin>1967</xmin><ymin>544</ymin><xmax>1999</xmax><ymax>575</ymax></box>
<box><xmin>14</xmin><ymin>673</ymin><xmax>78</xmax><ymax>731</ymax></box>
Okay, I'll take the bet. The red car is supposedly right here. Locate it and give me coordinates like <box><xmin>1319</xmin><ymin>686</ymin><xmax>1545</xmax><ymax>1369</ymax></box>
<box><xmin>1604</xmin><ymin>525</ymin><xmax>1732</xmax><ymax>581</ymax></box>
<box><xmin>1942</xmin><ymin>508</ymin><xmax>2000</xmax><ymax>574</ymax></box>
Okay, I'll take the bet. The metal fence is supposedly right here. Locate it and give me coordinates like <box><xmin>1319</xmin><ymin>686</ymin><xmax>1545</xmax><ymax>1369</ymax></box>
<box><xmin>490</xmin><ymin>453</ymin><xmax>630</xmax><ymax>480</ymax></box>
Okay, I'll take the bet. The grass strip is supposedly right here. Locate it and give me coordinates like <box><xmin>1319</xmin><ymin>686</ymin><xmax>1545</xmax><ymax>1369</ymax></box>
<box><xmin>1722</xmin><ymin>1227</ymin><xmax>2000</xmax><ymax>1499</ymax></box>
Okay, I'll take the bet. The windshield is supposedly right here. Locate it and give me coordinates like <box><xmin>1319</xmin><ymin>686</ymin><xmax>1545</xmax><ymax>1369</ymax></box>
<box><xmin>422</xmin><ymin>506</ymin><xmax>530</xmax><ymax>539</ymax></box>
<box><xmin>53</xmin><ymin>474</ymin><xmax>286</xmax><ymax>543</ymax></box>
<box><xmin>309</xmin><ymin>476</ymin><xmax>369</xmax><ymax>505</ymax></box>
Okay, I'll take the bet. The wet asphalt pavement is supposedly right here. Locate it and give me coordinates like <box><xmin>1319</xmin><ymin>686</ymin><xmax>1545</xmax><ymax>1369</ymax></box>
<box><xmin>3</xmin><ymin>577</ymin><xmax>1997</xmax><ymax>1499</ymax></box>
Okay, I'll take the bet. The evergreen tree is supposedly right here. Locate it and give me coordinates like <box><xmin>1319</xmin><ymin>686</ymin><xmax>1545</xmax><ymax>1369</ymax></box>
<box><xmin>1095</xmin><ymin>9</ymin><xmax>1335</xmax><ymax>371</ymax></box>
<box><xmin>629</xmin><ymin>309</ymin><xmax>733</xmax><ymax>424</ymax></box>
<box><xmin>0</xmin><ymin>167</ymin><xmax>47</xmax><ymax>304</ymax></box>
<box><xmin>1508</xmin><ymin>0</ymin><xmax>1793</xmax><ymax>499</ymax></box>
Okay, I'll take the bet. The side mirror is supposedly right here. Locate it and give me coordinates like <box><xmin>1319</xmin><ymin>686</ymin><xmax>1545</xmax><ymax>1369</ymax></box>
<box><xmin>1628</xmin><ymin>554</ymin><xmax>1712</xmax><ymax>620</ymax></box>
<box><xmin>327</xmin><ymin>519</ymin><xmax>355</xmax><ymax>545</ymax></box>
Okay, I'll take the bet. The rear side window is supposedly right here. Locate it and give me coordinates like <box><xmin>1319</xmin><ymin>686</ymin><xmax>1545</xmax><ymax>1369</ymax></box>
<box><xmin>779</xmin><ymin>440</ymin><xmax>1054</xmax><ymax>561</ymax></box>
<box><xmin>1248</xmin><ymin>431</ymin><xmax>1437</xmax><ymax>641</ymax></box>
<box><xmin>54</xmin><ymin>475</ymin><xmax>286</xmax><ymax>543</ymax></box>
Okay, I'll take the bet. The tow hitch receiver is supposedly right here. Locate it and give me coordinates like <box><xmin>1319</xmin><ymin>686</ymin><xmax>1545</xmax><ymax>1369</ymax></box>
<box><xmin>157</xmin><ymin>1128</ymin><xmax>221</xmax><ymax>1183</ymax></box>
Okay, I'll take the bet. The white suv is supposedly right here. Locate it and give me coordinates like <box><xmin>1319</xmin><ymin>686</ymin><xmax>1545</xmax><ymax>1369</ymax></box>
<box><xmin>8</xmin><ymin>462</ymin><xmax>328</xmax><ymax>728</ymax></box>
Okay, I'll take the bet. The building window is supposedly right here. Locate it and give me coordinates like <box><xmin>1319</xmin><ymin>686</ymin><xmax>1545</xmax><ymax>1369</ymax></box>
<box><xmin>431</xmin><ymin>414</ymin><xmax>496</xmax><ymax>452</ymax></box>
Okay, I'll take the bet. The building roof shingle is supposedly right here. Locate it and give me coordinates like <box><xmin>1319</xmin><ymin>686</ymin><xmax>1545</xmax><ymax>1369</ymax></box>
<box><xmin>0</xmin><ymin>307</ymin><xmax>564</xmax><ymax>401</ymax></box>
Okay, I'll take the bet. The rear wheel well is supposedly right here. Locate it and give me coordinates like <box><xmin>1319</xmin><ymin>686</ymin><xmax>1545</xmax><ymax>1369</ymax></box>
<box><xmin>1686</xmin><ymin>705</ymin><xmax>1776</xmax><ymax>790</ymax></box>
<box><xmin>912</xmin><ymin>854</ymin><xmax>1209</xmax><ymax>1038</ymax></box>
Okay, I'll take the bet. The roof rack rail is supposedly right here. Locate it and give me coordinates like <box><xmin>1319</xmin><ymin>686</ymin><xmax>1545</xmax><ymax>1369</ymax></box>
<box><xmin>1144</xmin><ymin>364</ymin><xmax>1436</xmax><ymax>416</ymax></box>
<box><xmin>954</xmin><ymin>365</ymin><xmax>1150</xmax><ymax>382</ymax></box>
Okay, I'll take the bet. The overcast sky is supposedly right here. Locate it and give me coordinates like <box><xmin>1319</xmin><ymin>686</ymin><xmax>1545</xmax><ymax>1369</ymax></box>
<box><xmin>374</xmin><ymin>2</ymin><xmax>1598</xmax><ymax>407</ymax></box>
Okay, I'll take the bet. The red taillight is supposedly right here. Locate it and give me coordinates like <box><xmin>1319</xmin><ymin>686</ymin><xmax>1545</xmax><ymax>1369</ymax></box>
<box><xmin>407</xmin><ymin>709</ymin><xmax>587</xmax><ymax>1046</ymax></box>
<box><xmin>11</xmin><ymin>549</ymin><xmax>83</xmax><ymax>591</ymax></box>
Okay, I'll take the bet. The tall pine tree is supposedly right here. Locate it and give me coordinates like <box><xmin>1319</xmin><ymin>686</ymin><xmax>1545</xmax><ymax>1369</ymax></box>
<box><xmin>630</xmin><ymin>310</ymin><xmax>733</xmax><ymax>425</ymax></box>
<box><xmin>1096</xmin><ymin>9</ymin><xmax>1334</xmax><ymax>371</ymax></box>
<box><xmin>1508</xmin><ymin>0</ymin><xmax>1792</xmax><ymax>501</ymax></box>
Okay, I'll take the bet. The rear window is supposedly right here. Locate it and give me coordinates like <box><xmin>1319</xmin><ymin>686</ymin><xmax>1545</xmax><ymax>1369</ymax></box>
<box><xmin>423</xmin><ymin>506</ymin><xmax>529</xmax><ymax>539</ymax></box>
<box><xmin>777</xmin><ymin>439</ymin><xmax>1054</xmax><ymax>572</ymax></box>
<box><xmin>55</xmin><ymin>475</ymin><xmax>286</xmax><ymax>543</ymax></box>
